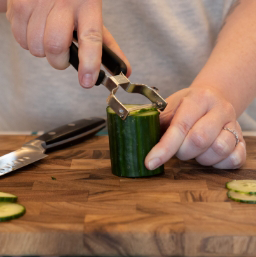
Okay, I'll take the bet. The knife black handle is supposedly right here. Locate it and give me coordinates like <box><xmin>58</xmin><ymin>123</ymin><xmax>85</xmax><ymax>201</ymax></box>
<box><xmin>36</xmin><ymin>118</ymin><xmax>106</xmax><ymax>149</ymax></box>
<box><xmin>69</xmin><ymin>31</ymin><xmax>127</xmax><ymax>85</ymax></box>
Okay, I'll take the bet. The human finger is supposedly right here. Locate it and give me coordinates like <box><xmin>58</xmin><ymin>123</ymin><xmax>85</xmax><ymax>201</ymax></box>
<box><xmin>76</xmin><ymin>0</ymin><xmax>103</xmax><ymax>88</ymax></box>
<box><xmin>145</xmin><ymin>95</ymin><xmax>208</xmax><ymax>170</ymax></box>
<box><xmin>44</xmin><ymin>1</ymin><xmax>74</xmax><ymax>69</ymax></box>
<box><xmin>7</xmin><ymin>0</ymin><xmax>36</xmax><ymax>50</ymax></box>
<box><xmin>6</xmin><ymin>0</ymin><xmax>13</xmax><ymax>21</ymax></box>
<box><xmin>176</xmin><ymin>102</ymin><xmax>236</xmax><ymax>160</ymax></box>
<box><xmin>27</xmin><ymin>1</ymin><xmax>54</xmax><ymax>57</ymax></box>
<box><xmin>196</xmin><ymin>121</ymin><xmax>242</xmax><ymax>166</ymax></box>
<box><xmin>213</xmin><ymin>140</ymin><xmax>246</xmax><ymax>169</ymax></box>
<box><xmin>159</xmin><ymin>89</ymin><xmax>187</xmax><ymax>133</ymax></box>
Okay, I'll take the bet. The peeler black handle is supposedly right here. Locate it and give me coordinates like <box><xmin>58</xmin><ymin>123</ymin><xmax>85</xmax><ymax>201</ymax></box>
<box><xmin>69</xmin><ymin>31</ymin><xmax>127</xmax><ymax>85</ymax></box>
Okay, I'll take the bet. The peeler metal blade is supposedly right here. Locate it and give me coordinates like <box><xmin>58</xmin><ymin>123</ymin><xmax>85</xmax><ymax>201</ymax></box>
<box><xmin>102</xmin><ymin>73</ymin><xmax>167</xmax><ymax>120</ymax></box>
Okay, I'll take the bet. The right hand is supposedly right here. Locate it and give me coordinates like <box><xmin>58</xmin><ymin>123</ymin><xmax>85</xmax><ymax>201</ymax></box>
<box><xmin>6</xmin><ymin>0</ymin><xmax>131</xmax><ymax>88</ymax></box>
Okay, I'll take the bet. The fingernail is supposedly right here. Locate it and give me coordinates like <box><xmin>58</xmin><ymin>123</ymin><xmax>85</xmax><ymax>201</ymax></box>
<box><xmin>240</xmin><ymin>141</ymin><xmax>246</xmax><ymax>150</ymax></box>
<box><xmin>230</xmin><ymin>142</ymin><xmax>245</xmax><ymax>166</ymax></box>
<box><xmin>230</xmin><ymin>151</ymin><xmax>241</xmax><ymax>166</ymax></box>
<box><xmin>81</xmin><ymin>74</ymin><xmax>93</xmax><ymax>88</ymax></box>
<box><xmin>148</xmin><ymin>158</ymin><xmax>161</xmax><ymax>170</ymax></box>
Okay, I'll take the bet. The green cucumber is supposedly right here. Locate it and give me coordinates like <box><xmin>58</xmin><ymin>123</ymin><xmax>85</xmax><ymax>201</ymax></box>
<box><xmin>0</xmin><ymin>202</ymin><xmax>26</xmax><ymax>222</ymax></box>
<box><xmin>227</xmin><ymin>190</ymin><xmax>256</xmax><ymax>204</ymax></box>
<box><xmin>0</xmin><ymin>192</ymin><xmax>18</xmax><ymax>202</ymax></box>
<box><xmin>107</xmin><ymin>104</ymin><xmax>164</xmax><ymax>177</ymax></box>
<box><xmin>226</xmin><ymin>180</ymin><xmax>256</xmax><ymax>194</ymax></box>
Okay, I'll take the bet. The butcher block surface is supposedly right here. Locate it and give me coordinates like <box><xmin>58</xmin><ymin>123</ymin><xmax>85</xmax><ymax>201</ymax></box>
<box><xmin>1</xmin><ymin>135</ymin><xmax>256</xmax><ymax>256</ymax></box>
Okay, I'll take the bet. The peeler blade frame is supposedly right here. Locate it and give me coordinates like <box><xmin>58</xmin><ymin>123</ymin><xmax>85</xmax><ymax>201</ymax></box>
<box><xmin>103</xmin><ymin>73</ymin><xmax>167</xmax><ymax>120</ymax></box>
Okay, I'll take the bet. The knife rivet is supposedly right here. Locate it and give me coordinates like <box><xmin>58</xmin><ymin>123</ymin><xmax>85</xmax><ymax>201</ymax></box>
<box><xmin>68</xmin><ymin>123</ymin><xmax>76</xmax><ymax>126</ymax></box>
<box><xmin>24</xmin><ymin>157</ymin><xmax>30</xmax><ymax>160</ymax></box>
<box><xmin>48</xmin><ymin>131</ymin><xmax>56</xmax><ymax>135</ymax></box>
<box><xmin>18</xmin><ymin>159</ymin><xmax>24</xmax><ymax>162</ymax></box>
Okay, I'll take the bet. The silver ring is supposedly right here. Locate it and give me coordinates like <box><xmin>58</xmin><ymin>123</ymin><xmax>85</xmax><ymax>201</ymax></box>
<box><xmin>223</xmin><ymin>127</ymin><xmax>239</xmax><ymax>146</ymax></box>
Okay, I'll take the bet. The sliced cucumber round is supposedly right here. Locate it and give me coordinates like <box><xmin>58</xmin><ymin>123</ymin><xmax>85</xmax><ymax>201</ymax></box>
<box><xmin>226</xmin><ymin>180</ymin><xmax>256</xmax><ymax>194</ymax></box>
<box><xmin>0</xmin><ymin>192</ymin><xmax>18</xmax><ymax>202</ymax></box>
<box><xmin>227</xmin><ymin>190</ymin><xmax>256</xmax><ymax>204</ymax></box>
<box><xmin>0</xmin><ymin>203</ymin><xmax>26</xmax><ymax>222</ymax></box>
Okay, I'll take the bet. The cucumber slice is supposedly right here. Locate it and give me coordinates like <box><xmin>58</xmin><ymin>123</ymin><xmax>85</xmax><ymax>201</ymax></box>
<box><xmin>226</xmin><ymin>180</ymin><xmax>256</xmax><ymax>194</ymax></box>
<box><xmin>227</xmin><ymin>190</ymin><xmax>256</xmax><ymax>204</ymax></box>
<box><xmin>0</xmin><ymin>192</ymin><xmax>18</xmax><ymax>202</ymax></box>
<box><xmin>0</xmin><ymin>202</ymin><xmax>26</xmax><ymax>221</ymax></box>
<box><xmin>107</xmin><ymin>104</ymin><xmax>164</xmax><ymax>177</ymax></box>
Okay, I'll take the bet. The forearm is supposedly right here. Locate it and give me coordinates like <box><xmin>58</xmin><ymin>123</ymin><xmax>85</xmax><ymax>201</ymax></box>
<box><xmin>191</xmin><ymin>0</ymin><xmax>256</xmax><ymax>117</ymax></box>
<box><xmin>0</xmin><ymin>0</ymin><xmax>7</xmax><ymax>12</ymax></box>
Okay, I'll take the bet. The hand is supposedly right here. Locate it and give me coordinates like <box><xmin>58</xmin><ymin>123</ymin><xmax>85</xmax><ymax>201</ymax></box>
<box><xmin>145</xmin><ymin>86</ymin><xmax>246</xmax><ymax>170</ymax></box>
<box><xmin>6</xmin><ymin>0</ymin><xmax>131</xmax><ymax>87</ymax></box>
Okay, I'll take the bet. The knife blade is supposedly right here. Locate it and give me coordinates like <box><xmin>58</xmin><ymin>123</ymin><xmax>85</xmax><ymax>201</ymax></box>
<box><xmin>0</xmin><ymin>118</ymin><xmax>106</xmax><ymax>176</ymax></box>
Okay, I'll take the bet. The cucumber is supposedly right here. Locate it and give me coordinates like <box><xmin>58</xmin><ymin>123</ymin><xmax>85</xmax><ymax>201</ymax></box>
<box><xmin>227</xmin><ymin>190</ymin><xmax>256</xmax><ymax>204</ymax></box>
<box><xmin>107</xmin><ymin>104</ymin><xmax>164</xmax><ymax>177</ymax></box>
<box><xmin>0</xmin><ymin>192</ymin><xmax>18</xmax><ymax>202</ymax></box>
<box><xmin>0</xmin><ymin>202</ymin><xmax>26</xmax><ymax>222</ymax></box>
<box><xmin>226</xmin><ymin>180</ymin><xmax>256</xmax><ymax>194</ymax></box>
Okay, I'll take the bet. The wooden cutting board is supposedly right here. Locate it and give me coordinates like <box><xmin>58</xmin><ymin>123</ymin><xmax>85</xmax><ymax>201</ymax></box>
<box><xmin>1</xmin><ymin>135</ymin><xmax>256</xmax><ymax>256</ymax></box>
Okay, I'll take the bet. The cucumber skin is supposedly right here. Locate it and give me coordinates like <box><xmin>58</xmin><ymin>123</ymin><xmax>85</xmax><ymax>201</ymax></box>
<box><xmin>0</xmin><ymin>197</ymin><xmax>17</xmax><ymax>203</ymax></box>
<box><xmin>107</xmin><ymin>107</ymin><xmax>164</xmax><ymax>177</ymax></box>
<box><xmin>0</xmin><ymin>192</ymin><xmax>18</xmax><ymax>203</ymax></box>
<box><xmin>0</xmin><ymin>204</ymin><xmax>26</xmax><ymax>222</ymax></box>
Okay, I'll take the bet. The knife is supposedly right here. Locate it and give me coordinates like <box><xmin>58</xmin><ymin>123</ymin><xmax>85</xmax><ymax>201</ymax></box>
<box><xmin>0</xmin><ymin>118</ymin><xmax>106</xmax><ymax>176</ymax></box>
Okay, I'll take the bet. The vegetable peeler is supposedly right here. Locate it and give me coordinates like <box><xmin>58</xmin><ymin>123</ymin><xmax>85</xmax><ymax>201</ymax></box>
<box><xmin>69</xmin><ymin>32</ymin><xmax>167</xmax><ymax>120</ymax></box>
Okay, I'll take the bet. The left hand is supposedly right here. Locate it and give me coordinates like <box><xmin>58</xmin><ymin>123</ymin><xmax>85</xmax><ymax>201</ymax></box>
<box><xmin>145</xmin><ymin>86</ymin><xmax>246</xmax><ymax>170</ymax></box>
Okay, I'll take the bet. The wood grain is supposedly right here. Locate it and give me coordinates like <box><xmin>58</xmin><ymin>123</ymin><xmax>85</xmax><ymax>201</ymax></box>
<box><xmin>0</xmin><ymin>135</ymin><xmax>256</xmax><ymax>256</ymax></box>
